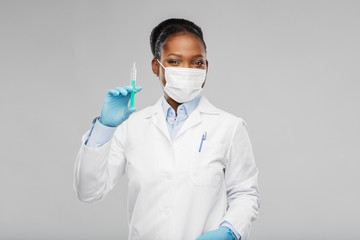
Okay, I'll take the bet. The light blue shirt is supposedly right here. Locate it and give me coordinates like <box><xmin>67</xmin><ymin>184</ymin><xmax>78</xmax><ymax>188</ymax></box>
<box><xmin>84</xmin><ymin>94</ymin><xmax>240</xmax><ymax>240</ymax></box>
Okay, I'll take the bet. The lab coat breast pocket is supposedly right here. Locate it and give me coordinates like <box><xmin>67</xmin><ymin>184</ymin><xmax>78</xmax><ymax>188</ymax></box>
<box><xmin>189</xmin><ymin>140</ymin><xmax>226</xmax><ymax>188</ymax></box>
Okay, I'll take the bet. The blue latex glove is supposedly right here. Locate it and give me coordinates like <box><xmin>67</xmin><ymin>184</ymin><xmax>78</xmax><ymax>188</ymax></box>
<box><xmin>195</xmin><ymin>226</ymin><xmax>235</xmax><ymax>240</ymax></box>
<box><xmin>99</xmin><ymin>85</ymin><xmax>142</xmax><ymax>127</ymax></box>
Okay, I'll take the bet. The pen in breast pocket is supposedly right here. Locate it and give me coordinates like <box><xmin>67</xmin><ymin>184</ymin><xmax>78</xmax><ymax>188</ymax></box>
<box><xmin>198</xmin><ymin>131</ymin><xmax>207</xmax><ymax>152</ymax></box>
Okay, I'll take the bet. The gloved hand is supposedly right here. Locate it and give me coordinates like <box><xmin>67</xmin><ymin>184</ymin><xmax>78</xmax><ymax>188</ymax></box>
<box><xmin>99</xmin><ymin>85</ymin><xmax>142</xmax><ymax>127</ymax></box>
<box><xmin>195</xmin><ymin>226</ymin><xmax>235</xmax><ymax>240</ymax></box>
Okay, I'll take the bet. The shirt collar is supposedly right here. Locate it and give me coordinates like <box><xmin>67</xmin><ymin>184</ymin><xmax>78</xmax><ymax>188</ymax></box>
<box><xmin>161</xmin><ymin>94</ymin><xmax>202</xmax><ymax>119</ymax></box>
<box><xmin>142</xmin><ymin>94</ymin><xmax>219</xmax><ymax>119</ymax></box>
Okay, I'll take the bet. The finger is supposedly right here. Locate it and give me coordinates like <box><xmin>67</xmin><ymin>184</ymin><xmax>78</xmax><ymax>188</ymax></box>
<box><xmin>124</xmin><ymin>107</ymin><xmax>136</xmax><ymax>117</ymax></box>
<box><xmin>124</xmin><ymin>85</ymin><xmax>133</xmax><ymax>92</ymax></box>
<box><xmin>108</xmin><ymin>89</ymin><xmax>119</xmax><ymax>96</ymax></box>
<box><xmin>115</xmin><ymin>87</ymin><xmax>128</xmax><ymax>96</ymax></box>
<box><xmin>128</xmin><ymin>107</ymin><xmax>136</xmax><ymax>113</ymax></box>
<box><xmin>134</xmin><ymin>86</ymin><xmax>143</xmax><ymax>93</ymax></box>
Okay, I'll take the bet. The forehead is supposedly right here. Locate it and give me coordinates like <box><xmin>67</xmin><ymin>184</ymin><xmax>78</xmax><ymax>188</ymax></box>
<box><xmin>161</xmin><ymin>32</ymin><xmax>206</xmax><ymax>56</ymax></box>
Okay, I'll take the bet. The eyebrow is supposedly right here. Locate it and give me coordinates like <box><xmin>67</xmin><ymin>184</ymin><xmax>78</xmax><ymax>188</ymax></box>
<box><xmin>166</xmin><ymin>53</ymin><xmax>205</xmax><ymax>58</ymax></box>
<box><xmin>167</xmin><ymin>53</ymin><xmax>182</xmax><ymax>57</ymax></box>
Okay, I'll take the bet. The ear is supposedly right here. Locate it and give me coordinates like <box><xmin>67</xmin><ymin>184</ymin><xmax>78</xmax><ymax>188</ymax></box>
<box><xmin>151</xmin><ymin>58</ymin><xmax>159</xmax><ymax>76</ymax></box>
<box><xmin>202</xmin><ymin>60</ymin><xmax>209</xmax><ymax>88</ymax></box>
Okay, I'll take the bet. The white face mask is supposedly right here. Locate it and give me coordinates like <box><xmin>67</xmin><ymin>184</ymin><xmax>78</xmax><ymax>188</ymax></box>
<box><xmin>157</xmin><ymin>59</ymin><xmax>207</xmax><ymax>103</ymax></box>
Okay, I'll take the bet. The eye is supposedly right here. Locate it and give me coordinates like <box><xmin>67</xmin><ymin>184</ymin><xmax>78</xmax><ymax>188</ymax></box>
<box><xmin>167</xmin><ymin>59</ymin><xmax>180</xmax><ymax>65</ymax></box>
<box><xmin>193</xmin><ymin>61</ymin><xmax>204</xmax><ymax>67</ymax></box>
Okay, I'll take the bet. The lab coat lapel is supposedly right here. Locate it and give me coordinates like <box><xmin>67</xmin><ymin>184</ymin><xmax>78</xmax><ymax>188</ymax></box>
<box><xmin>175</xmin><ymin>108</ymin><xmax>201</xmax><ymax>139</ymax></box>
<box><xmin>146</xmin><ymin>96</ymin><xmax>172</xmax><ymax>143</ymax></box>
<box><xmin>176</xmin><ymin>95</ymin><xmax>219</xmax><ymax>139</ymax></box>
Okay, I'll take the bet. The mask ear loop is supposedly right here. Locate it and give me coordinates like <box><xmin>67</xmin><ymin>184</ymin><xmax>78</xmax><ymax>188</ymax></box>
<box><xmin>156</xmin><ymin>59</ymin><xmax>166</xmax><ymax>69</ymax></box>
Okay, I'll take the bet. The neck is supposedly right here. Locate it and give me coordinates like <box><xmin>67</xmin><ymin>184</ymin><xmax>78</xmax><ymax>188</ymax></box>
<box><xmin>164</xmin><ymin>94</ymin><xmax>181</xmax><ymax>116</ymax></box>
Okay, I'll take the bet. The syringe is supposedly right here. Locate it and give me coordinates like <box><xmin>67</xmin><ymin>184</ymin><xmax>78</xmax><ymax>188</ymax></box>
<box><xmin>130</xmin><ymin>62</ymin><xmax>136</xmax><ymax>108</ymax></box>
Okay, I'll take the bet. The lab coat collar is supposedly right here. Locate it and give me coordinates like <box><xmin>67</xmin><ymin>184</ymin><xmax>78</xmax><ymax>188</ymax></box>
<box><xmin>144</xmin><ymin>94</ymin><xmax>219</xmax><ymax>142</ymax></box>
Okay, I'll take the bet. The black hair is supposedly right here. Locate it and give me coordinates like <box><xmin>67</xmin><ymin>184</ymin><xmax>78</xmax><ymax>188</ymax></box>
<box><xmin>150</xmin><ymin>18</ymin><xmax>207</xmax><ymax>59</ymax></box>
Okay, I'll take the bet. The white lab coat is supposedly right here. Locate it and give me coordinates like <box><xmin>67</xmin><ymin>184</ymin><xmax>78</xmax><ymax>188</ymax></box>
<box><xmin>73</xmin><ymin>95</ymin><xmax>260</xmax><ymax>240</ymax></box>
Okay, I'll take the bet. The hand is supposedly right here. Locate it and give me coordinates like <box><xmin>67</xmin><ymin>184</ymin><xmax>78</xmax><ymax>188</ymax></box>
<box><xmin>99</xmin><ymin>85</ymin><xmax>142</xmax><ymax>127</ymax></box>
<box><xmin>195</xmin><ymin>226</ymin><xmax>235</xmax><ymax>240</ymax></box>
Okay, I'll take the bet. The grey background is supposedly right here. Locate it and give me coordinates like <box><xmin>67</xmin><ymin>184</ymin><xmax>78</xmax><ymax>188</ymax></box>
<box><xmin>1</xmin><ymin>0</ymin><xmax>359</xmax><ymax>239</ymax></box>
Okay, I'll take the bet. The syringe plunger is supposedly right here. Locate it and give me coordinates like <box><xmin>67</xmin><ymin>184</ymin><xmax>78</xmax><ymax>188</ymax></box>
<box><xmin>131</xmin><ymin>62</ymin><xmax>137</xmax><ymax>81</ymax></box>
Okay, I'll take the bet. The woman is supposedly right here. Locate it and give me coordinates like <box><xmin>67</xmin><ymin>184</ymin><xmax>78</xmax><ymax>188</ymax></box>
<box><xmin>74</xmin><ymin>18</ymin><xmax>260</xmax><ymax>240</ymax></box>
